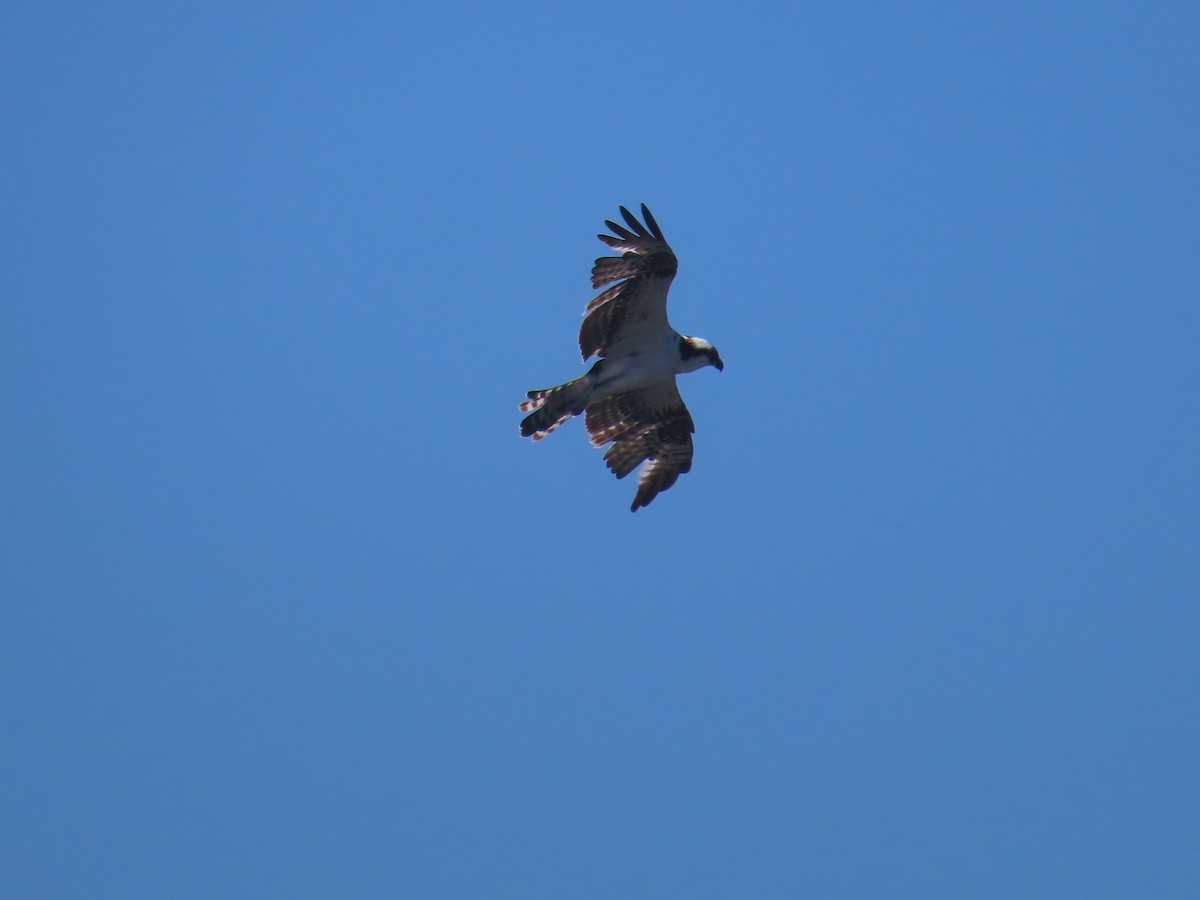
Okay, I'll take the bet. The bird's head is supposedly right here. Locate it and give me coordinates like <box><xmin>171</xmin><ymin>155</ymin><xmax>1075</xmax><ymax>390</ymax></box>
<box><xmin>679</xmin><ymin>335</ymin><xmax>724</xmax><ymax>373</ymax></box>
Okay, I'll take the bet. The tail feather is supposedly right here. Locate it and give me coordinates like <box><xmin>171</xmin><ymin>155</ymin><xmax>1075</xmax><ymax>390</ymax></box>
<box><xmin>519</xmin><ymin>377</ymin><xmax>593</xmax><ymax>440</ymax></box>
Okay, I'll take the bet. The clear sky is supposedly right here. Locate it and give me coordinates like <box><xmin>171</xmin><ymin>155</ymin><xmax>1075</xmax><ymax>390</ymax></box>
<box><xmin>3</xmin><ymin>2</ymin><xmax>1198</xmax><ymax>897</ymax></box>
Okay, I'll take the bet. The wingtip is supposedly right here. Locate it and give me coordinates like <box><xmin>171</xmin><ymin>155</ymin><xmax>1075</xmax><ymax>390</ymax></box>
<box><xmin>619</xmin><ymin>205</ymin><xmax>649</xmax><ymax>237</ymax></box>
<box><xmin>640</xmin><ymin>203</ymin><xmax>664</xmax><ymax>240</ymax></box>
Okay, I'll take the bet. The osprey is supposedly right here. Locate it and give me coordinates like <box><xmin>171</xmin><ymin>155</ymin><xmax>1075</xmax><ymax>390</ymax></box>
<box><xmin>519</xmin><ymin>204</ymin><xmax>723</xmax><ymax>511</ymax></box>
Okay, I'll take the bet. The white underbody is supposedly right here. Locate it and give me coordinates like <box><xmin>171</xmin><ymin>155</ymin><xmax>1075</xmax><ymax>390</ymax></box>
<box><xmin>588</xmin><ymin>330</ymin><xmax>685</xmax><ymax>399</ymax></box>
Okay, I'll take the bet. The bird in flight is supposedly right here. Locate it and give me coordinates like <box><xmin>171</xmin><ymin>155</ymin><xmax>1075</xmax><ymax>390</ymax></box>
<box><xmin>519</xmin><ymin>204</ymin><xmax>723</xmax><ymax>511</ymax></box>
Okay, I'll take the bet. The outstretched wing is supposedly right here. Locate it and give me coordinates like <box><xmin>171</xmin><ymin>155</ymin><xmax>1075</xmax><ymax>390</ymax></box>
<box><xmin>584</xmin><ymin>378</ymin><xmax>695</xmax><ymax>511</ymax></box>
<box><xmin>579</xmin><ymin>204</ymin><xmax>678</xmax><ymax>361</ymax></box>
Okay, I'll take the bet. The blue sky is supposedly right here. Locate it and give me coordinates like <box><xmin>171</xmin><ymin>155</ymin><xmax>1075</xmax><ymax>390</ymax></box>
<box><xmin>3</xmin><ymin>2</ymin><xmax>1197</xmax><ymax>896</ymax></box>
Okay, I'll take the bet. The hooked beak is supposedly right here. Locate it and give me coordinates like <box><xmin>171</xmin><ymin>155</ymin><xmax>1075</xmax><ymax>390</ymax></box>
<box><xmin>714</xmin><ymin>356</ymin><xmax>725</xmax><ymax>372</ymax></box>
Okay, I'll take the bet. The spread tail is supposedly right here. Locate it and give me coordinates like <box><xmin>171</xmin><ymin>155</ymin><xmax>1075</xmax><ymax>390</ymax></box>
<box><xmin>520</xmin><ymin>376</ymin><xmax>593</xmax><ymax>440</ymax></box>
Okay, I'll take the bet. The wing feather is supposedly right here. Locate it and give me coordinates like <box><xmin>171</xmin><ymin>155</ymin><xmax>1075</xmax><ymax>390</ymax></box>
<box><xmin>639</xmin><ymin>203</ymin><xmax>666</xmax><ymax>241</ymax></box>
<box><xmin>579</xmin><ymin>204</ymin><xmax>677</xmax><ymax>360</ymax></box>
<box><xmin>633</xmin><ymin>442</ymin><xmax>693</xmax><ymax>511</ymax></box>
<box><xmin>584</xmin><ymin>381</ymin><xmax>695</xmax><ymax>511</ymax></box>
<box><xmin>603</xmin><ymin>219</ymin><xmax>638</xmax><ymax>241</ymax></box>
<box><xmin>620</xmin><ymin>205</ymin><xmax>650</xmax><ymax>237</ymax></box>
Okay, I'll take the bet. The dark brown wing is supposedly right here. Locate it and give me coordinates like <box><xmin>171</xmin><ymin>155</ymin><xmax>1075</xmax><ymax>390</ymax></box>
<box><xmin>584</xmin><ymin>379</ymin><xmax>695</xmax><ymax>512</ymax></box>
<box><xmin>579</xmin><ymin>204</ymin><xmax>678</xmax><ymax>361</ymax></box>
